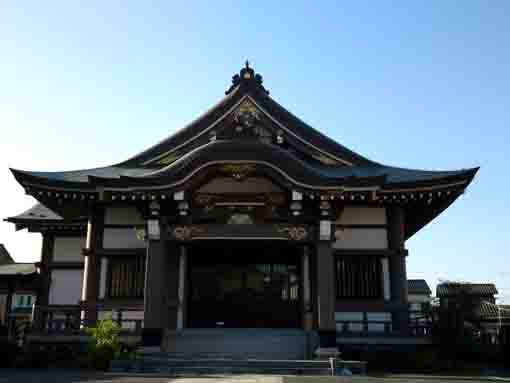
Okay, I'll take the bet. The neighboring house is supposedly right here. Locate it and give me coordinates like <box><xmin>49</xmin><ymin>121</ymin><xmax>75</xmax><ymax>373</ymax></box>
<box><xmin>11</xmin><ymin>293</ymin><xmax>35</xmax><ymax>321</ymax></box>
<box><xmin>436</xmin><ymin>282</ymin><xmax>508</xmax><ymax>344</ymax></box>
<box><xmin>0</xmin><ymin>261</ymin><xmax>39</xmax><ymax>337</ymax></box>
<box><xmin>408</xmin><ymin>279</ymin><xmax>432</xmax><ymax>312</ymax></box>
<box><xmin>0</xmin><ymin>244</ymin><xmax>14</xmax><ymax>324</ymax></box>
<box><xmin>437</xmin><ymin>282</ymin><xmax>498</xmax><ymax>307</ymax></box>
<box><xmin>0</xmin><ymin>244</ymin><xmax>14</xmax><ymax>265</ymax></box>
<box><xmin>476</xmin><ymin>300</ymin><xmax>510</xmax><ymax>344</ymax></box>
<box><xmin>407</xmin><ymin>279</ymin><xmax>432</xmax><ymax>335</ymax></box>
<box><xmin>5</xmin><ymin>63</ymin><xmax>478</xmax><ymax>357</ymax></box>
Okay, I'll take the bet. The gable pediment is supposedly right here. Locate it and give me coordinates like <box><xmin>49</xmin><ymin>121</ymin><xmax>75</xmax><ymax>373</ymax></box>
<box><xmin>149</xmin><ymin>97</ymin><xmax>351</xmax><ymax>168</ymax></box>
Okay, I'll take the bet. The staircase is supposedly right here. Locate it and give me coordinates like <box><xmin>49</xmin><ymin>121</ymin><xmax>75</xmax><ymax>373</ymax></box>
<box><xmin>110</xmin><ymin>328</ymin><xmax>358</xmax><ymax>375</ymax></box>
<box><xmin>111</xmin><ymin>329</ymin><xmax>368</xmax><ymax>375</ymax></box>
<box><xmin>113</xmin><ymin>356</ymin><xmax>340</xmax><ymax>375</ymax></box>
<box><xmin>161</xmin><ymin>329</ymin><xmax>317</xmax><ymax>360</ymax></box>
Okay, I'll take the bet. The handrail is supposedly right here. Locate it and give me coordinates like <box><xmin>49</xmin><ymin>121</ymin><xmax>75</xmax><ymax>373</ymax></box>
<box><xmin>336</xmin><ymin>320</ymin><xmax>392</xmax><ymax>335</ymax></box>
<box><xmin>31</xmin><ymin>305</ymin><xmax>143</xmax><ymax>335</ymax></box>
<box><xmin>336</xmin><ymin>318</ymin><xmax>433</xmax><ymax>337</ymax></box>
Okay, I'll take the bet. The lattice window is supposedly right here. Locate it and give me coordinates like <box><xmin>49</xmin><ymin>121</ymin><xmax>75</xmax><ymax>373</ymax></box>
<box><xmin>108</xmin><ymin>256</ymin><xmax>145</xmax><ymax>298</ymax></box>
<box><xmin>336</xmin><ymin>255</ymin><xmax>382</xmax><ymax>299</ymax></box>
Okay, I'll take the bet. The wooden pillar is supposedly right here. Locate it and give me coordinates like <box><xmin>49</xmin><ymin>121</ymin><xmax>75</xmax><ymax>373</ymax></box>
<box><xmin>316</xmin><ymin>219</ymin><xmax>336</xmax><ymax>347</ymax></box>
<box><xmin>388</xmin><ymin>206</ymin><xmax>409</xmax><ymax>333</ymax></box>
<box><xmin>143</xmin><ymin>213</ymin><xmax>166</xmax><ymax>347</ymax></box>
<box><xmin>176</xmin><ymin>245</ymin><xmax>187</xmax><ymax>330</ymax></box>
<box><xmin>302</xmin><ymin>245</ymin><xmax>313</xmax><ymax>330</ymax></box>
<box><xmin>34</xmin><ymin>234</ymin><xmax>54</xmax><ymax>328</ymax></box>
<box><xmin>81</xmin><ymin>206</ymin><xmax>104</xmax><ymax>325</ymax></box>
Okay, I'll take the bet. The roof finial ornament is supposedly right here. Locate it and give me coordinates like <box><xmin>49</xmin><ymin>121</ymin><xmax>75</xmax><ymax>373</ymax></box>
<box><xmin>225</xmin><ymin>61</ymin><xmax>270</xmax><ymax>95</ymax></box>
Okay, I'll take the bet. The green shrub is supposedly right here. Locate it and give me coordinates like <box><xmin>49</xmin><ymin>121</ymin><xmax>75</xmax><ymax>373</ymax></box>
<box><xmin>85</xmin><ymin>315</ymin><xmax>122</xmax><ymax>370</ymax></box>
<box><xmin>84</xmin><ymin>314</ymin><xmax>140</xmax><ymax>370</ymax></box>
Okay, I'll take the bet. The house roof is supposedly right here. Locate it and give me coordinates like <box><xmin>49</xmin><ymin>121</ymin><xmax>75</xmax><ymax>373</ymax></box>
<box><xmin>6</xmin><ymin>63</ymin><xmax>479</xmax><ymax>238</ymax></box>
<box><xmin>478</xmin><ymin>301</ymin><xmax>510</xmax><ymax>320</ymax></box>
<box><xmin>436</xmin><ymin>283</ymin><xmax>498</xmax><ymax>297</ymax></box>
<box><xmin>0</xmin><ymin>244</ymin><xmax>14</xmax><ymax>265</ymax></box>
<box><xmin>5</xmin><ymin>203</ymin><xmax>86</xmax><ymax>232</ymax></box>
<box><xmin>408</xmin><ymin>279</ymin><xmax>432</xmax><ymax>295</ymax></box>
<box><xmin>6</xmin><ymin>203</ymin><xmax>63</xmax><ymax>223</ymax></box>
<box><xmin>0</xmin><ymin>263</ymin><xmax>37</xmax><ymax>276</ymax></box>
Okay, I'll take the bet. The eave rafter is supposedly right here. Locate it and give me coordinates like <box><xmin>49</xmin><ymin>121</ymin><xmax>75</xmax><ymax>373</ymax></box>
<box><xmin>21</xmin><ymin>174</ymin><xmax>468</xmax><ymax>208</ymax></box>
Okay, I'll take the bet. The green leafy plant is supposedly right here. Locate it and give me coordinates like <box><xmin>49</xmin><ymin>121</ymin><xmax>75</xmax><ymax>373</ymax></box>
<box><xmin>85</xmin><ymin>314</ymin><xmax>122</xmax><ymax>370</ymax></box>
<box><xmin>84</xmin><ymin>314</ymin><xmax>140</xmax><ymax>370</ymax></box>
<box><xmin>86</xmin><ymin>315</ymin><xmax>121</xmax><ymax>349</ymax></box>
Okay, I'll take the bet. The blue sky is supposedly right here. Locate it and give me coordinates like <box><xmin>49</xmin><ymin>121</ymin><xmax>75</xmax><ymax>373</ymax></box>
<box><xmin>1</xmin><ymin>2</ymin><xmax>509</xmax><ymax>301</ymax></box>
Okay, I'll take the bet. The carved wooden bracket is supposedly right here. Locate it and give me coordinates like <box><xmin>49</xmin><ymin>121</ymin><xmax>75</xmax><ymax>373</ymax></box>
<box><xmin>276</xmin><ymin>225</ymin><xmax>309</xmax><ymax>241</ymax></box>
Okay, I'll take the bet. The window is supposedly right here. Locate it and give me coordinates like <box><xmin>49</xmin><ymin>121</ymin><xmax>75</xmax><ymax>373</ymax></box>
<box><xmin>108</xmin><ymin>256</ymin><xmax>145</xmax><ymax>298</ymax></box>
<box><xmin>336</xmin><ymin>255</ymin><xmax>382</xmax><ymax>299</ymax></box>
<box><xmin>26</xmin><ymin>296</ymin><xmax>32</xmax><ymax>306</ymax></box>
<box><xmin>17</xmin><ymin>296</ymin><xmax>24</xmax><ymax>306</ymax></box>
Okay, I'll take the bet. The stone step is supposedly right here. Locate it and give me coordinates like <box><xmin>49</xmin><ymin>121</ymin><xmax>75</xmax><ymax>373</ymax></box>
<box><xmin>111</xmin><ymin>358</ymin><xmax>366</xmax><ymax>376</ymax></box>
<box><xmin>141</xmin><ymin>357</ymin><xmax>334</xmax><ymax>369</ymax></box>
<box><xmin>161</xmin><ymin>329</ymin><xmax>318</xmax><ymax>360</ymax></box>
<box><xmin>111</xmin><ymin>361</ymin><xmax>334</xmax><ymax>375</ymax></box>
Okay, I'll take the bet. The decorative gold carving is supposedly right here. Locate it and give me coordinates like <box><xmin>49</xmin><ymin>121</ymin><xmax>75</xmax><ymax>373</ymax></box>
<box><xmin>134</xmin><ymin>226</ymin><xmax>146</xmax><ymax>241</ymax></box>
<box><xmin>235</xmin><ymin>100</ymin><xmax>259</xmax><ymax>120</ymax></box>
<box><xmin>277</xmin><ymin>225</ymin><xmax>308</xmax><ymax>241</ymax></box>
<box><xmin>172</xmin><ymin>226</ymin><xmax>204</xmax><ymax>240</ymax></box>
<box><xmin>219</xmin><ymin>164</ymin><xmax>256</xmax><ymax>180</ymax></box>
<box><xmin>157</xmin><ymin>153</ymin><xmax>180</xmax><ymax>165</ymax></box>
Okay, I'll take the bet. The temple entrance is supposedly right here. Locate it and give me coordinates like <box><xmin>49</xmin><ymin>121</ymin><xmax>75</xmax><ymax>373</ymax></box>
<box><xmin>187</xmin><ymin>242</ymin><xmax>301</xmax><ymax>328</ymax></box>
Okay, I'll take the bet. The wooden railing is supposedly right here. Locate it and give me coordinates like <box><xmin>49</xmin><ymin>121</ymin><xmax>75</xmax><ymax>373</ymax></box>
<box><xmin>336</xmin><ymin>318</ymin><xmax>432</xmax><ymax>337</ymax></box>
<box><xmin>337</xmin><ymin>320</ymin><xmax>393</xmax><ymax>335</ymax></box>
<box><xmin>31</xmin><ymin>305</ymin><xmax>144</xmax><ymax>335</ymax></box>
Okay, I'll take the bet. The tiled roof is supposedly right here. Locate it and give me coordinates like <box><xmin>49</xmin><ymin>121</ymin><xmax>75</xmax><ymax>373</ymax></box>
<box><xmin>6</xmin><ymin>64</ymin><xmax>479</xmax><ymax>240</ymax></box>
<box><xmin>6</xmin><ymin>203</ymin><xmax>63</xmax><ymax>222</ymax></box>
<box><xmin>408</xmin><ymin>279</ymin><xmax>431</xmax><ymax>295</ymax></box>
<box><xmin>478</xmin><ymin>301</ymin><xmax>510</xmax><ymax>319</ymax></box>
<box><xmin>436</xmin><ymin>283</ymin><xmax>498</xmax><ymax>297</ymax></box>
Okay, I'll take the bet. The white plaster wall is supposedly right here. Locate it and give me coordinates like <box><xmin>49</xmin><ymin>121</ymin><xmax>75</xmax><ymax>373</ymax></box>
<box><xmin>198</xmin><ymin>177</ymin><xmax>282</xmax><ymax>194</ymax></box>
<box><xmin>333</xmin><ymin>228</ymin><xmax>388</xmax><ymax>249</ymax></box>
<box><xmin>49</xmin><ymin>269</ymin><xmax>83</xmax><ymax>305</ymax></box>
<box><xmin>103</xmin><ymin>228</ymin><xmax>144</xmax><ymax>249</ymax></box>
<box><xmin>53</xmin><ymin>237</ymin><xmax>86</xmax><ymax>262</ymax></box>
<box><xmin>335</xmin><ymin>312</ymin><xmax>363</xmax><ymax>332</ymax></box>
<box><xmin>367</xmin><ymin>312</ymin><xmax>391</xmax><ymax>332</ymax></box>
<box><xmin>336</xmin><ymin>207</ymin><xmax>387</xmax><ymax>225</ymax></box>
<box><xmin>105</xmin><ymin>207</ymin><xmax>144</xmax><ymax>225</ymax></box>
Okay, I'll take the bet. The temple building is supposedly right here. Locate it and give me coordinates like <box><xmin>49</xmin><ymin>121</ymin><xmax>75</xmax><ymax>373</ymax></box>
<box><xmin>6</xmin><ymin>63</ymin><xmax>478</xmax><ymax>357</ymax></box>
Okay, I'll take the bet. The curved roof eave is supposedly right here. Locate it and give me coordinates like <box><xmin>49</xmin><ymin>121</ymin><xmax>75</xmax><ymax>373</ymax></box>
<box><xmin>10</xmin><ymin>158</ymin><xmax>479</xmax><ymax>193</ymax></box>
